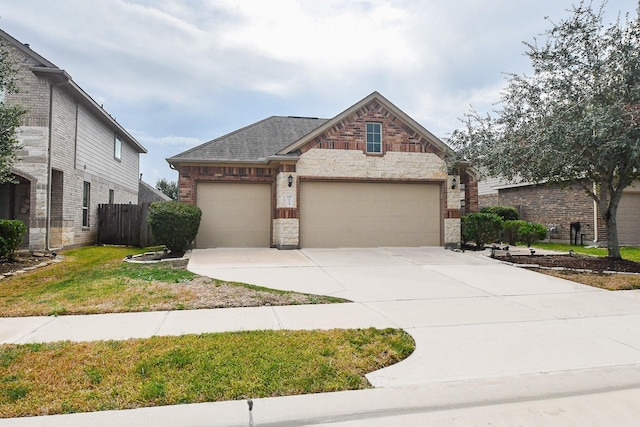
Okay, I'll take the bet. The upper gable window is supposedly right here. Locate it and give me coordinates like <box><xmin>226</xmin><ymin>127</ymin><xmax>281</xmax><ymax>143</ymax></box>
<box><xmin>114</xmin><ymin>135</ymin><xmax>122</xmax><ymax>161</ymax></box>
<box><xmin>366</xmin><ymin>122</ymin><xmax>382</xmax><ymax>153</ymax></box>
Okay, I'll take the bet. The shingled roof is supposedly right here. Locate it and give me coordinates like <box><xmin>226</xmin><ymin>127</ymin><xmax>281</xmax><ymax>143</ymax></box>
<box><xmin>167</xmin><ymin>116</ymin><xmax>328</xmax><ymax>164</ymax></box>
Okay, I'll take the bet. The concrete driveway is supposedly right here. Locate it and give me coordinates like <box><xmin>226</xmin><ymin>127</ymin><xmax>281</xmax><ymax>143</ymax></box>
<box><xmin>3</xmin><ymin>247</ymin><xmax>640</xmax><ymax>426</ymax></box>
<box><xmin>189</xmin><ymin>247</ymin><xmax>640</xmax><ymax>389</ymax></box>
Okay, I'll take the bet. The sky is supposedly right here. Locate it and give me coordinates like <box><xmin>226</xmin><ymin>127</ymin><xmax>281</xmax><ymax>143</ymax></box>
<box><xmin>0</xmin><ymin>0</ymin><xmax>637</xmax><ymax>185</ymax></box>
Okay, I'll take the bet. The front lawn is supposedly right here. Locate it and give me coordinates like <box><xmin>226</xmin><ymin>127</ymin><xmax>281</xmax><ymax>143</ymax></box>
<box><xmin>0</xmin><ymin>328</ymin><xmax>414</xmax><ymax>418</ymax></box>
<box><xmin>0</xmin><ymin>246</ymin><xmax>344</xmax><ymax>317</ymax></box>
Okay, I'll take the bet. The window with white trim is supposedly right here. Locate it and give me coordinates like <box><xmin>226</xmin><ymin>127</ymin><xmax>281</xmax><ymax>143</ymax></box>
<box><xmin>114</xmin><ymin>136</ymin><xmax>122</xmax><ymax>161</ymax></box>
<box><xmin>82</xmin><ymin>181</ymin><xmax>90</xmax><ymax>227</ymax></box>
<box><xmin>366</xmin><ymin>122</ymin><xmax>382</xmax><ymax>153</ymax></box>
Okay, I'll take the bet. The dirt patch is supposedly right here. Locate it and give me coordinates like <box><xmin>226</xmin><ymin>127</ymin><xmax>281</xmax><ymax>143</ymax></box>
<box><xmin>495</xmin><ymin>254</ymin><xmax>640</xmax><ymax>273</ymax></box>
<box><xmin>0</xmin><ymin>254</ymin><xmax>59</xmax><ymax>276</ymax></box>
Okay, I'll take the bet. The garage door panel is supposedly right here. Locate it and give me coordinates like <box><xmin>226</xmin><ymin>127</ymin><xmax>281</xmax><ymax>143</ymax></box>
<box><xmin>196</xmin><ymin>183</ymin><xmax>271</xmax><ymax>248</ymax></box>
<box><xmin>300</xmin><ymin>182</ymin><xmax>441</xmax><ymax>248</ymax></box>
<box><xmin>618</xmin><ymin>193</ymin><xmax>640</xmax><ymax>246</ymax></box>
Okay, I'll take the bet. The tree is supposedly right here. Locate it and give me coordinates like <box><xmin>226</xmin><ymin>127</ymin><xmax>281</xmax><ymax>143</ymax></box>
<box><xmin>156</xmin><ymin>178</ymin><xmax>178</xmax><ymax>200</ymax></box>
<box><xmin>449</xmin><ymin>1</ymin><xmax>640</xmax><ymax>259</ymax></box>
<box><xmin>0</xmin><ymin>40</ymin><xmax>27</xmax><ymax>184</ymax></box>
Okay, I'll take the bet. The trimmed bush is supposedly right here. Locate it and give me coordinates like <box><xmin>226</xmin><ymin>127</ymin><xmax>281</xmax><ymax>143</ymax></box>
<box><xmin>503</xmin><ymin>219</ymin><xmax>528</xmax><ymax>246</ymax></box>
<box><xmin>147</xmin><ymin>201</ymin><xmax>202</xmax><ymax>253</ymax></box>
<box><xmin>480</xmin><ymin>205</ymin><xmax>520</xmax><ymax>221</ymax></box>
<box><xmin>517</xmin><ymin>222</ymin><xmax>547</xmax><ymax>247</ymax></box>
<box><xmin>0</xmin><ymin>219</ymin><xmax>27</xmax><ymax>260</ymax></box>
<box><xmin>461</xmin><ymin>212</ymin><xmax>504</xmax><ymax>249</ymax></box>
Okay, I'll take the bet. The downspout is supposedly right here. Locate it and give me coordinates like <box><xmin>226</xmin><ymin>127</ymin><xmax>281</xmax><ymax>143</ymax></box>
<box><xmin>45</xmin><ymin>84</ymin><xmax>53</xmax><ymax>251</ymax></box>
<box><xmin>593</xmin><ymin>181</ymin><xmax>598</xmax><ymax>243</ymax></box>
<box><xmin>46</xmin><ymin>80</ymin><xmax>69</xmax><ymax>252</ymax></box>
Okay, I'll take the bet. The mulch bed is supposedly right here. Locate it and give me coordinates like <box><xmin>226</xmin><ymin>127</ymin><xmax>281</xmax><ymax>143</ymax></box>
<box><xmin>495</xmin><ymin>254</ymin><xmax>640</xmax><ymax>273</ymax></box>
<box><xmin>0</xmin><ymin>254</ymin><xmax>57</xmax><ymax>276</ymax></box>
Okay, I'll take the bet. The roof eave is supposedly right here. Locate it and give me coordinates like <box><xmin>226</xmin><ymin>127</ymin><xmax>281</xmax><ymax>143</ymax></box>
<box><xmin>167</xmin><ymin>155</ymin><xmax>300</xmax><ymax>167</ymax></box>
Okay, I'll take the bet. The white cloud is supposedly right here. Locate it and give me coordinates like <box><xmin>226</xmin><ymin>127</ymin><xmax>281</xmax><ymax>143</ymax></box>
<box><xmin>1</xmin><ymin>0</ymin><xmax>637</xmax><ymax>182</ymax></box>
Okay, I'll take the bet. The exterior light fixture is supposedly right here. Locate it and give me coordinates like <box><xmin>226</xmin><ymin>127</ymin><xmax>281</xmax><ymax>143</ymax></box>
<box><xmin>288</xmin><ymin>175</ymin><xmax>293</xmax><ymax>187</ymax></box>
<box><xmin>451</xmin><ymin>177</ymin><xmax>457</xmax><ymax>189</ymax></box>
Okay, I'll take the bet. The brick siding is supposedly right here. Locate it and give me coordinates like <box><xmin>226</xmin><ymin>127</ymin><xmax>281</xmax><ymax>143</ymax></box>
<box><xmin>298</xmin><ymin>101</ymin><xmax>444</xmax><ymax>157</ymax></box>
<box><xmin>497</xmin><ymin>182</ymin><xmax>595</xmax><ymax>243</ymax></box>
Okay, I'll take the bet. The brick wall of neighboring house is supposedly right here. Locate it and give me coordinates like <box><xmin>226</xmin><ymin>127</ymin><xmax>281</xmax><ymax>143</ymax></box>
<box><xmin>498</xmin><ymin>182</ymin><xmax>595</xmax><ymax>244</ymax></box>
<box><xmin>5</xmin><ymin>46</ymin><xmax>52</xmax><ymax>250</ymax></box>
<box><xmin>478</xmin><ymin>193</ymin><xmax>498</xmax><ymax>210</ymax></box>
<box><xmin>2</xmin><ymin>36</ymin><xmax>142</xmax><ymax>250</ymax></box>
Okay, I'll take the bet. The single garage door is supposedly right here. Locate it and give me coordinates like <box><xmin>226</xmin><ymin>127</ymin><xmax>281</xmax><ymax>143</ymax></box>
<box><xmin>196</xmin><ymin>183</ymin><xmax>271</xmax><ymax>248</ymax></box>
<box><xmin>618</xmin><ymin>192</ymin><xmax>640</xmax><ymax>246</ymax></box>
<box><xmin>300</xmin><ymin>181</ymin><xmax>441</xmax><ymax>248</ymax></box>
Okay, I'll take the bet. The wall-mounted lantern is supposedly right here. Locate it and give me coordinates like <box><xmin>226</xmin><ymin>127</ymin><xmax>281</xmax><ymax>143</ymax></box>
<box><xmin>288</xmin><ymin>175</ymin><xmax>293</xmax><ymax>187</ymax></box>
<box><xmin>451</xmin><ymin>177</ymin><xmax>457</xmax><ymax>189</ymax></box>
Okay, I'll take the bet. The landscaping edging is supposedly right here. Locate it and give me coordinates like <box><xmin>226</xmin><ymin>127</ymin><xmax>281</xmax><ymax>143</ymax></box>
<box><xmin>123</xmin><ymin>250</ymin><xmax>191</xmax><ymax>264</ymax></box>
<box><xmin>484</xmin><ymin>254</ymin><xmax>640</xmax><ymax>276</ymax></box>
<box><xmin>0</xmin><ymin>255</ymin><xmax>64</xmax><ymax>280</ymax></box>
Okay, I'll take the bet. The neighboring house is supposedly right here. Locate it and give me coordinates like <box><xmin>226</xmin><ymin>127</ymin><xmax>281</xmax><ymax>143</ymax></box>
<box><xmin>138</xmin><ymin>179</ymin><xmax>172</xmax><ymax>204</ymax></box>
<box><xmin>478</xmin><ymin>178</ymin><xmax>640</xmax><ymax>246</ymax></box>
<box><xmin>168</xmin><ymin>92</ymin><xmax>476</xmax><ymax>249</ymax></box>
<box><xmin>0</xmin><ymin>29</ymin><xmax>147</xmax><ymax>251</ymax></box>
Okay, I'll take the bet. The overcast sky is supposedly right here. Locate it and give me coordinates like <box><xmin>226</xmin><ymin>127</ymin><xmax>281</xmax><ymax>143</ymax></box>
<box><xmin>1</xmin><ymin>0</ymin><xmax>637</xmax><ymax>185</ymax></box>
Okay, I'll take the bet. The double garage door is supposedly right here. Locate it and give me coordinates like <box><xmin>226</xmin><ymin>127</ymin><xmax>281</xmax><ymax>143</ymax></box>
<box><xmin>195</xmin><ymin>181</ymin><xmax>442</xmax><ymax>248</ymax></box>
<box><xmin>299</xmin><ymin>182</ymin><xmax>441</xmax><ymax>247</ymax></box>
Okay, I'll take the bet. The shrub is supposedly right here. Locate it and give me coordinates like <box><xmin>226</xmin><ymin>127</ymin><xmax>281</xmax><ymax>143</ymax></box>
<box><xmin>0</xmin><ymin>219</ymin><xmax>27</xmax><ymax>260</ymax></box>
<box><xmin>503</xmin><ymin>220</ymin><xmax>528</xmax><ymax>246</ymax></box>
<box><xmin>461</xmin><ymin>213</ymin><xmax>504</xmax><ymax>249</ymax></box>
<box><xmin>517</xmin><ymin>222</ymin><xmax>547</xmax><ymax>247</ymax></box>
<box><xmin>480</xmin><ymin>205</ymin><xmax>520</xmax><ymax>221</ymax></box>
<box><xmin>147</xmin><ymin>201</ymin><xmax>202</xmax><ymax>253</ymax></box>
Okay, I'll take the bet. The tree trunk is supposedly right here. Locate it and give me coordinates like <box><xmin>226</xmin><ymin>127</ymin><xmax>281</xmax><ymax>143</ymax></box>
<box><xmin>604</xmin><ymin>209</ymin><xmax>622</xmax><ymax>259</ymax></box>
<box><xmin>598</xmin><ymin>181</ymin><xmax>624</xmax><ymax>260</ymax></box>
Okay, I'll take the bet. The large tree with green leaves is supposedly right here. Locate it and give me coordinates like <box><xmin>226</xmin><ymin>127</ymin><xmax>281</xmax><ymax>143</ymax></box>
<box><xmin>449</xmin><ymin>1</ymin><xmax>640</xmax><ymax>259</ymax></box>
<box><xmin>0</xmin><ymin>40</ymin><xmax>27</xmax><ymax>184</ymax></box>
<box><xmin>156</xmin><ymin>178</ymin><xmax>178</xmax><ymax>200</ymax></box>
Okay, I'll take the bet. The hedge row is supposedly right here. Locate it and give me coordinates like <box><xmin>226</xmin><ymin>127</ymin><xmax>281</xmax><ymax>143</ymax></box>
<box><xmin>462</xmin><ymin>206</ymin><xmax>546</xmax><ymax>248</ymax></box>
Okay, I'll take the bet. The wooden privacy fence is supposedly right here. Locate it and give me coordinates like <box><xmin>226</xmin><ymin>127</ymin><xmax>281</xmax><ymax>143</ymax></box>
<box><xmin>97</xmin><ymin>203</ymin><xmax>155</xmax><ymax>247</ymax></box>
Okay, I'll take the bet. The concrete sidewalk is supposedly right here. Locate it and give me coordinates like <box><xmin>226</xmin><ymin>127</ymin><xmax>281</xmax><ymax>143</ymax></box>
<box><xmin>2</xmin><ymin>247</ymin><xmax>640</xmax><ymax>425</ymax></box>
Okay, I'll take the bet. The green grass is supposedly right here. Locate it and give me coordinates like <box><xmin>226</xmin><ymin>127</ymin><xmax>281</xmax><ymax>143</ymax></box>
<box><xmin>532</xmin><ymin>243</ymin><xmax>640</xmax><ymax>262</ymax></box>
<box><xmin>0</xmin><ymin>329</ymin><xmax>415</xmax><ymax>418</ymax></box>
<box><xmin>0</xmin><ymin>246</ymin><xmax>345</xmax><ymax>317</ymax></box>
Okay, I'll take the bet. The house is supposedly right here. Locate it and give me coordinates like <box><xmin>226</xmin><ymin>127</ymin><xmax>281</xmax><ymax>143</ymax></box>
<box><xmin>478</xmin><ymin>178</ymin><xmax>640</xmax><ymax>246</ymax></box>
<box><xmin>0</xmin><ymin>29</ymin><xmax>147</xmax><ymax>251</ymax></box>
<box><xmin>138</xmin><ymin>179</ymin><xmax>172</xmax><ymax>204</ymax></box>
<box><xmin>168</xmin><ymin>92</ymin><xmax>476</xmax><ymax>249</ymax></box>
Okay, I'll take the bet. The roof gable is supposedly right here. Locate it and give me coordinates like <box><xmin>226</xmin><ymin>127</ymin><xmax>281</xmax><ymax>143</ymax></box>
<box><xmin>278</xmin><ymin>92</ymin><xmax>452</xmax><ymax>159</ymax></box>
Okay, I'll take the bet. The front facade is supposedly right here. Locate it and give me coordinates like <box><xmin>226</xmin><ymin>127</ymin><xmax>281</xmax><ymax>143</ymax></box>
<box><xmin>478</xmin><ymin>178</ymin><xmax>640</xmax><ymax>246</ymax></box>
<box><xmin>0</xmin><ymin>30</ymin><xmax>146</xmax><ymax>251</ymax></box>
<box><xmin>169</xmin><ymin>92</ymin><xmax>474</xmax><ymax>249</ymax></box>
